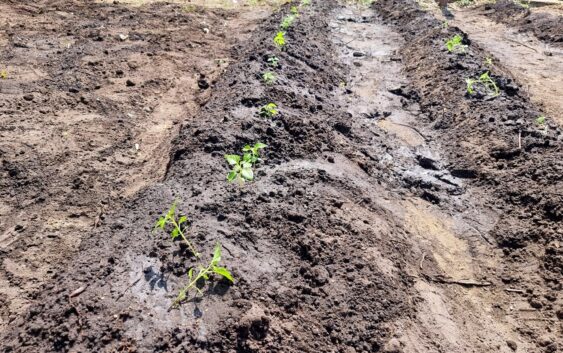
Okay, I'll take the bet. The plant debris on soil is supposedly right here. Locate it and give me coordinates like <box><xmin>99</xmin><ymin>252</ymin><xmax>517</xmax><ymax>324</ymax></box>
<box><xmin>1</xmin><ymin>0</ymin><xmax>562</xmax><ymax>352</ymax></box>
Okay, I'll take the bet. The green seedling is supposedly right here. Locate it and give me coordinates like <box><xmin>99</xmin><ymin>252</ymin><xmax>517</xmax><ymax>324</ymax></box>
<box><xmin>536</xmin><ymin>115</ymin><xmax>546</xmax><ymax>125</ymax></box>
<box><xmin>260</xmin><ymin>103</ymin><xmax>278</xmax><ymax>118</ymax></box>
<box><xmin>445</xmin><ymin>34</ymin><xmax>467</xmax><ymax>54</ymax></box>
<box><xmin>274</xmin><ymin>31</ymin><xmax>286</xmax><ymax>49</ymax></box>
<box><xmin>301</xmin><ymin>0</ymin><xmax>311</xmax><ymax>5</ymax></box>
<box><xmin>172</xmin><ymin>242</ymin><xmax>234</xmax><ymax>307</ymax></box>
<box><xmin>268</xmin><ymin>56</ymin><xmax>280</xmax><ymax>67</ymax></box>
<box><xmin>242</xmin><ymin>142</ymin><xmax>267</xmax><ymax>164</ymax></box>
<box><xmin>225</xmin><ymin>142</ymin><xmax>267</xmax><ymax>185</ymax></box>
<box><xmin>280</xmin><ymin>14</ymin><xmax>297</xmax><ymax>30</ymax></box>
<box><xmin>484</xmin><ymin>56</ymin><xmax>493</xmax><ymax>67</ymax></box>
<box><xmin>154</xmin><ymin>201</ymin><xmax>199</xmax><ymax>257</ymax></box>
<box><xmin>225</xmin><ymin>154</ymin><xmax>254</xmax><ymax>185</ymax></box>
<box><xmin>262</xmin><ymin>71</ymin><xmax>276</xmax><ymax>85</ymax></box>
<box><xmin>290</xmin><ymin>5</ymin><xmax>299</xmax><ymax>14</ymax></box>
<box><xmin>466</xmin><ymin>71</ymin><xmax>499</xmax><ymax>97</ymax></box>
<box><xmin>0</xmin><ymin>70</ymin><xmax>7</xmax><ymax>79</ymax></box>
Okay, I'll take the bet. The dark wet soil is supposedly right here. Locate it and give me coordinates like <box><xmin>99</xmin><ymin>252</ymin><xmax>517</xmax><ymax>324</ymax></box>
<box><xmin>481</xmin><ymin>0</ymin><xmax>563</xmax><ymax>46</ymax></box>
<box><xmin>0</xmin><ymin>0</ymin><xmax>264</xmax><ymax>334</ymax></box>
<box><xmin>1</xmin><ymin>0</ymin><xmax>561</xmax><ymax>352</ymax></box>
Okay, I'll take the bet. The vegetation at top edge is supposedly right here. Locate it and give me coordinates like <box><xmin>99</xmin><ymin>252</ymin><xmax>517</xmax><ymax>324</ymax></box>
<box><xmin>154</xmin><ymin>201</ymin><xmax>200</xmax><ymax>257</ymax></box>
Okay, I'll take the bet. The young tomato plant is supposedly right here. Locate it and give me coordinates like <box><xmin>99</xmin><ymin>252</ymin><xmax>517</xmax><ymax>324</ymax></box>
<box><xmin>225</xmin><ymin>142</ymin><xmax>267</xmax><ymax>185</ymax></box>
<box><xmin>172</xmin><ymin>242</ymin><xmax>234</xmax><ymax>307</ymax></box>
<box><xmin>280</xmin><ymin>14</ymin><xmax>297</xmax><ymax>30</ymax></box>
<box><xmin>260</xmin><ymin>103</ymin><xmax>278</xmax><ymax>118</ymax></box>
<box><xmin>242</xmin><ymin>142</ymin><xmax>267</xmax><ymax>164</ymax></box>
<box><xmin>262</xmin><ymin>71</ymin><xmax>276</xmax><ymax>85</ymax></box>
<box><xmin>225</xmin><ymin>154</ymin><xmax>254</xmax><ymax>185</ymax></box>
<box><xmin>466</xmin><ymin>71</ymin><xmax>499</xmax><ymax>98</ymax></box>
<box><xmin>274</xmin><ymin>31</ymin><xmax>286</xmax><ymax>49</ymax></box>
<box><xmin>267</xmin><ymin>55</ymin><xmax>280</xmax><ymax>68</ymax></box>
<box><xmin>154</xmin><ymin>201</ymin><xmax>200</xmax><ymax>257</ymax></box>
<box><xmin>445</xmin><ymin>34</ymin><xmax>467</xmax><ymax>54</ymax></box>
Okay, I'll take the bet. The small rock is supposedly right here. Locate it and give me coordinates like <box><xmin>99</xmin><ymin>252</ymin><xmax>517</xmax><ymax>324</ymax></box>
<box><xmin>68</xmin><ymin>87</ymin><xmax>79</xmax><ymax>93</ymax></box>
<box><xmin>197</xmin><ymin>79</ymin><xmax>209</xmax><ymax>90</ymax></box>
<box><xmin>23</xmin><ymin>94</ymin><xmax>34</xmax><ymax>101</ymax></box>
<box><xmin>506</xmin><ymin>340</ymin><xmax>517</xmax><ymax>351</ymax></box>
<box><xmin>353</xmin><ymin>51</ymin><xmax>366</xmax><ymax>57</ymax></box>
<box><xmin>383</xmin><ymin>338</ymin><xmax>402</xmax><ymax>353</ymax></box>
<box><xmin>126</xmin><ymin>79</ymin><xmax>136</xmax><ymax>87</ymax></box>
<box><xmin>118</xmin><ymin>34</ymin><xmax>128</xmax><ymax>41</ymax></box>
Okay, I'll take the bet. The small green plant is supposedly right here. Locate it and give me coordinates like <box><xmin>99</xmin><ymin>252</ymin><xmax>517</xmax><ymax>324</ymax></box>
<box><xmin>225</xmin><ymin>142</ymin><xmax>267</xmax><ymax>185</ymax></box>
<box><xmin>484</xmin><ymin>56</ymin><xmax>493</xmax><ymax>67</ymax></box>
<box><xmin>0</xmin><ymin>70</ymin><xmax>7</xmax><ymax>79</ymax></box>
<box><xmin>301</xmin><ymin>0</ymin><xmax>311</xmax><ymax>5</ymax></box>
<box><xmin>268</xmin><ymin>56</ymin><xmax>280</xmax><ymax>67</ymax></box>
<box><xmin>173</xmin><ymin>242</ymin><xmax>234</xmax><ymax>307</ymax></box>
<box><xmin>262</xmin><ymin>71</ymin><xmax>276</xmax><ymax>85</ymax></box>
<box><xmin>536</xmin><ymin>115</ymin><xmax>546</xmax><ymax>125</ymax></box>
<box><xmin>242</xmin><ymin>142</ymin><xmax>267</xmax><ymax>164</ymax></box>
<box><xmin>466</xmin><ymin>71</ymin><xmax>499</xmax><ymax>97</ymax></box>
<box><xmin>290</xmin><ymin>5</ymin><xmax>299</xmax><ymax>14</ymax></box>
<box><xmin>280</xmin><ymin>14</ymin><xmax>297</xmax><ymax>30</ymax></box>
<box><xmin>260</xmin><ymin>103</ymin><xmax>278</xmax><ymax>118</ymax></box>
<box><xmin>274</xmin><ymin>31</ymin><xmax>286</xmax><ymax>49</ymax></box>
<box><xmin>154</xmin><ymin>201</ymin><xmax>199</xmax><ymax>257</ymax></box>
<box><xmin>225</xmin><ymin>154</ymin><xmax>254</xmax><ymax>185</ymax></box>
<box><xmin>445</xmin><ymin>34</ymin><xmax>467</xmax><ymax>54</ymax></box>
<box><xmin>536</xmin><ymin>115</ymin><xmax>548</xmax><ymax>135</ymax></box>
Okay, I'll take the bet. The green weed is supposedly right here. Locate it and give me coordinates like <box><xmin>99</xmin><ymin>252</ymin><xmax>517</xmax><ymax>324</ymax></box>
<box><xmin>445</xmin><ymin>34</ymin><xmax>467</xmax><ymax>54</ymax></box>
<box><xmin>301</xmin><ymin>0</ymin><xmax>311</xmax><ymax>5</ymax></box>
<box><xmin>274</xmin><ymin>31</ymin><xmax>286</xmax><ymax>49</ymax></box>
<box><xmin>262</xmin><ymin>71</ymin><xmax>276</xmax><ymax>85</ymax></box>
<box><xmin>280</xmin><ymin>14</ymin><xmax>297</xmax><ymax>30</ymax></box>
<box><xmin>260</xmin><ymin>103</ymin><xmax>278</xmax><ymax>118</ymax></box>
<box><xmin>290</xmin><ymin>5</ymin><xmax>299</xmax><ymax>14</ymax></box>
<box><xmin>154</xmin><ymin>201</ymin><xmax>199</xmax><ymax>257</ymax></box>
<box><xmin>172</xmin><ymin>242</ymin><xmax>234</xmax><ymax>307</ymax></box>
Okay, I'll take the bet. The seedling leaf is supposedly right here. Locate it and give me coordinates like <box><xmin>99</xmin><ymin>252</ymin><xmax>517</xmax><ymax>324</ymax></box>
<box><xmin>225</xmin><ymin>154</ymin><xmax>240</xmax><ymax>165</ymax></box>
<box><xmin>212</xmin><ymin>243</ymin><xmax>222</xmax><ymax>265</ymax></box>
<box><xmin>212</xmin><ymin>266</ymin><xmax>234</xmax><ymax>283</ymax></box>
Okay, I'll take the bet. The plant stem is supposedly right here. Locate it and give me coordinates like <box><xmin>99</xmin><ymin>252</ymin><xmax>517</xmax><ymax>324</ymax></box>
<box><xmin>170</xmin><ymin>218</ymin><xmax>199</xmax><ymax>257</ymax></box>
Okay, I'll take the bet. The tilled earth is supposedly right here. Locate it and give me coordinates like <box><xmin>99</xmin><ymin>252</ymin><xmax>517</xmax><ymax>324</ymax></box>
<box><xmin>1</xmin><ymin>0</ymin><xmax>562</xmax><ymax>352</ymax></box>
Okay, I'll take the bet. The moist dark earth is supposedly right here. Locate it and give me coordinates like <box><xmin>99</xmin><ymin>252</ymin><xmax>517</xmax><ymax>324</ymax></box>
<box><xmin>1</xmin><ymin>0</ymin><xmax>562</xmax><ymax>352</ymax></box>
<box><xmin>481</xmin><ymin>0</ymin><xmax>563</xmax><ymax>46</ymax></box>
